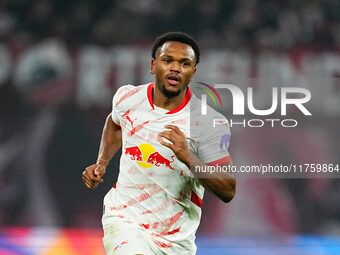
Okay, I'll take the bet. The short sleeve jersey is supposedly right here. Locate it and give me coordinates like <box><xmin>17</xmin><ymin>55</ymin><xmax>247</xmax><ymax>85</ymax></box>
<box><xmin>102</xmin><ymin>83</ymin><xmax>232</xmax><ymax>254</ymax></box>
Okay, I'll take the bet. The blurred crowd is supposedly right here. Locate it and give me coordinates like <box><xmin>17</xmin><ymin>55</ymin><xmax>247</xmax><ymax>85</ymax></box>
<box><xmin>0</xmin><ymin>0</ymin><xmax>340</xmax><ymax>238</ymax></box>
<box><xmin>1</xmin><ymin>0</ymin><xmax>340</xmax><ymax>50</ymax></box>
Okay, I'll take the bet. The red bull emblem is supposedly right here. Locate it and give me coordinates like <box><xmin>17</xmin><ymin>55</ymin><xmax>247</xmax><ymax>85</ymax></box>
<box><xmin>125</xmin><ymin>143</ymin><xmax>175</xmax><ymax>170</ymax></box>
<box><xmin>125</xmin><ymin>146</ymin><xmax>143</xmax><ymax>161</ymax></box>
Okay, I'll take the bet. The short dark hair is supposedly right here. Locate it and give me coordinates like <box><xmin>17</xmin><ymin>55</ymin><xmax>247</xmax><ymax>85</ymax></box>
<box><xmin>151</xmin><ymin>32</ymin><xmax>200</xmax><ymax>66</ymax></box>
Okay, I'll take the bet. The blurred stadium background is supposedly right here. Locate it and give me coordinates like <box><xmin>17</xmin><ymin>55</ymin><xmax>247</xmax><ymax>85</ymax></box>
<box><xmin>0</xmin><ymin>0</ymin><xmax>340</xmax><ymax>254</ymax></box>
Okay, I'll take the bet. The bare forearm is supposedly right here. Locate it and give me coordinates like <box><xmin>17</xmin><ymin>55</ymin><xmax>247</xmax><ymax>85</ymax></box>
<box><xmin>190</xmin><ymin>153</ymin><xmax>236</xmax><ymax>203</ymax></box>
<box><xmin>158</xmin><ymin>125</ymin><xmax>235</xmax><ymax>202</ymax></box>
<box><xmin>82</xmin><ymin>114</ymin><xmax>121</xmax><ymax>189</ymax></box>
<box><xmin>97</xmin><ymin>114</ymin><xmax>122</xmax><ymax>164</ymax></box>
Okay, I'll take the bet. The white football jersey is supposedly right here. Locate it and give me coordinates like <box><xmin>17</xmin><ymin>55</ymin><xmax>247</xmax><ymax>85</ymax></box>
<box><xmin>102</xmin><ymin>83</ymin><xmax>232</xmax><ymax>254</ymax></box>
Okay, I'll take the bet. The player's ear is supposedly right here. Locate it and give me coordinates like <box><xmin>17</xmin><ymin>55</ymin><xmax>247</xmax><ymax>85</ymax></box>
<box><xmin>150</xmin><ymin>58</ymin><xmax>156</xmax><ymax>74</ymax></box>
<box><xmin>190</xmin><ymin>67</ymin><xmax>197</xmax><ymax>81</ymax></box>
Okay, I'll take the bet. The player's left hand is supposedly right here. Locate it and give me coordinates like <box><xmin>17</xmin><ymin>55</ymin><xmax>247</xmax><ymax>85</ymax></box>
<box><xmin>159</xmin><ymin>125</ymin><xmax>190</xmax><ymax>167</ymax></box>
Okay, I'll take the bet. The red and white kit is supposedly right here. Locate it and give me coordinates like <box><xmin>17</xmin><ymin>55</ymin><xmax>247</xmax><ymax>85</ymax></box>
<box><xmin>102</xmin><ymin>83</ymin><xmax>232</xmax><ymax>255</ymax></box>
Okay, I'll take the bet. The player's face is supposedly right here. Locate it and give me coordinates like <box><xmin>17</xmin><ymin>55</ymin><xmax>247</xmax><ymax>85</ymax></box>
<box><xmin>151</xmin><ymin>41</ymin><xmax>196</xmax><ymax>98</ymax></box>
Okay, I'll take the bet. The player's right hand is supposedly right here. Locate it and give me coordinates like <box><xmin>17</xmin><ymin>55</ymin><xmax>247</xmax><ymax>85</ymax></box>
<box><xmin>82</xmin><ymin>164</ymin><xmax>106</xmax><ymax>189</ymax></box>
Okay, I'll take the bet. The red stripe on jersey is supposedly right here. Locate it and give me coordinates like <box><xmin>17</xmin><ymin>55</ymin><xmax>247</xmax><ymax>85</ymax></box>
<box><xmin>166</xmin><ymin>88</ymin><xmax>192</xmax><ymax>114</ymax></box>
<box><xmin>157</xmin><ymin>210</ymin><xmax>184</xmax><ymax>233</ymax></box>
<box><xmin>152</xmin><ymin>227</ymin><xmax>181</xmax><ymax>236</ymax></box>
<box><xmin>141</xmin><ymin>189</ymin><xmax>188</xmax><ymax>215</ymax></box>
<box><xmin>110</xmin><ymin>186</ymin><xmax>163</xmax><ymax>210</ymax></box>
<box><xmin>113</xmin><ymin>183</ymin><xmax>117</xmax><ymax>188</ymax></box>
<box><xmin>155</xmin><ymin>227</ymin><xmax>181</xmax><ymax>237</ymax></box>
<box><xmin>142</xmin><ymin>210</ymin><xmax>184</xmax><ymax>237</ymax></box>
<box><xmin>152</xmin><ymin>222</ymin><xmax>159</xmax><ymax>229</ymax></box>
<box><xmin>141</xmin><ymin>199</ymin><xmax>177</xmax><ymax>215</ymax></box>
<box><xmin>130</xmin><ymin>120</ymin><xmax>150</xmax><ymax>136</ymax></box>
<box><xmin>147</xmin><ymin>83</ymin><xmax>192</xmax><ymax>114</ymax></box>
<box><xmin>207</xmin><ymin>156</ymin><xmax>232</xmax><ymax>166</ymax></box>
<box><xmin>139</xmin><ymin>223</ymin><xmax>150</xmax><ymax>229</ymax></box>
<box><xmin>114</xmin><ymin>241</ymin><xmax>128</xmax><ymax>252</ymax></box>
<box><xmin>147</xmin><ymin>83</ymin><xmax>155</xmax><ymax>110</ymax></box>
<box><xmin>154</xmin><ymin>240</ymin><xmax>172</xmax><ymax>248</ymax></box>
<box><xmin>162</xmin><ymin>227</ymin><xmax>180</xmax><ymax>236</ymax></box>
<box><xmin>116</xmin><ymin>86</ymin><xmax>144</xmax><ymax>107</ymax></box>
<box><xmin>191</xmin><ymin>191</ymin><xmax>203</xmax><ymax>208</ymax></box>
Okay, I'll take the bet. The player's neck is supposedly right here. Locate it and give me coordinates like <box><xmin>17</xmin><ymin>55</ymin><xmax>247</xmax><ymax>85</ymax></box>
<box><xmin>153</xmin><ymin>86</ymin><xmax>187</xmax><ymax>111</ymax></box>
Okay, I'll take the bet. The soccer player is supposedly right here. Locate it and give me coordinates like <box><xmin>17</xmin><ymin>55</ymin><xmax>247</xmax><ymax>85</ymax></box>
<box><xmin>82</xmin><ymin>32</ymin><xmax>235</xmax><ymax>255</ymax></box>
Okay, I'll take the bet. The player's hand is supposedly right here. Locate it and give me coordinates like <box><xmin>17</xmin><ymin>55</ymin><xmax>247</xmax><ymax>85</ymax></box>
<box><xmin>159</xmin><ymin>125</ymin><xmax>190</xmax><ymax>167</ymax></box>
<box><xmin>82</xmin><ymin>163</ymin><xmax>106</xmax><ymax>189</ymax></box>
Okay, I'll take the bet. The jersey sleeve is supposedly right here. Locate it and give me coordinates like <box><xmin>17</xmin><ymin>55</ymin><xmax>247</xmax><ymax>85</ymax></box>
<box><xmin>111</xmin><ymin>85</ymin><xmax>134</xmax><ymax>127</ymax></box>
<box><xmin>197</xmin><ymin>117</ymin><xmax>232</xmax><ymax>166</ymax></box>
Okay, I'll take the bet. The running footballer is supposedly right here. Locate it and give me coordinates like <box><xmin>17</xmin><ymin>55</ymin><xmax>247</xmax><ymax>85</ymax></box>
<box><xmin>82</xmin><ymin>32</ymin><xmax>235</xmax><ymax>255</ymax></box>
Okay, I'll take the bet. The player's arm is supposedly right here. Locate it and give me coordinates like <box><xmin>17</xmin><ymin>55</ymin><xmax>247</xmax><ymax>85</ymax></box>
<box><xmin>82</xmin><ymin>114</ymin><xmax>122</xmax><ymax>189</ymax></box>
<box><xmin>190</xmin><ymin>153</ymin><xmax>235</xmax><ymax>203</ymax></box>
<box><xmin>159</xmin><ymin>125</ymin><xmax>235</xmax><ymax>203</ymax></box>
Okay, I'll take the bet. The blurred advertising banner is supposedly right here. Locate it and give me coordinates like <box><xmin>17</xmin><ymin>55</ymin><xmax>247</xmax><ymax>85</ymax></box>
<box><xmin>1</xmin><ymin>227</ymin><xmax>340</xmax><ymax>255</ymax></box>
<box><xmin>2</xmin><ymin>40</ymin><xmax>340</xmax><ymax>112</ymax></box>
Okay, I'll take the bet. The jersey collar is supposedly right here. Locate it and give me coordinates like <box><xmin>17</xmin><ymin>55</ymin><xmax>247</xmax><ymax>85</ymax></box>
<box><xmin>147</xmin><ymin>83</ymin><xmax>192</xmax><ymax>114</ymax></box>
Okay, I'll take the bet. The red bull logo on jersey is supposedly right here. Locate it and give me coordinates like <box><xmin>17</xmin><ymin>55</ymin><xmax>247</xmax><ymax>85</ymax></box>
<box><xmin>125</xmin><ymin>143</ymin><xmax>175</xmax><ymax>170</ymax></box>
